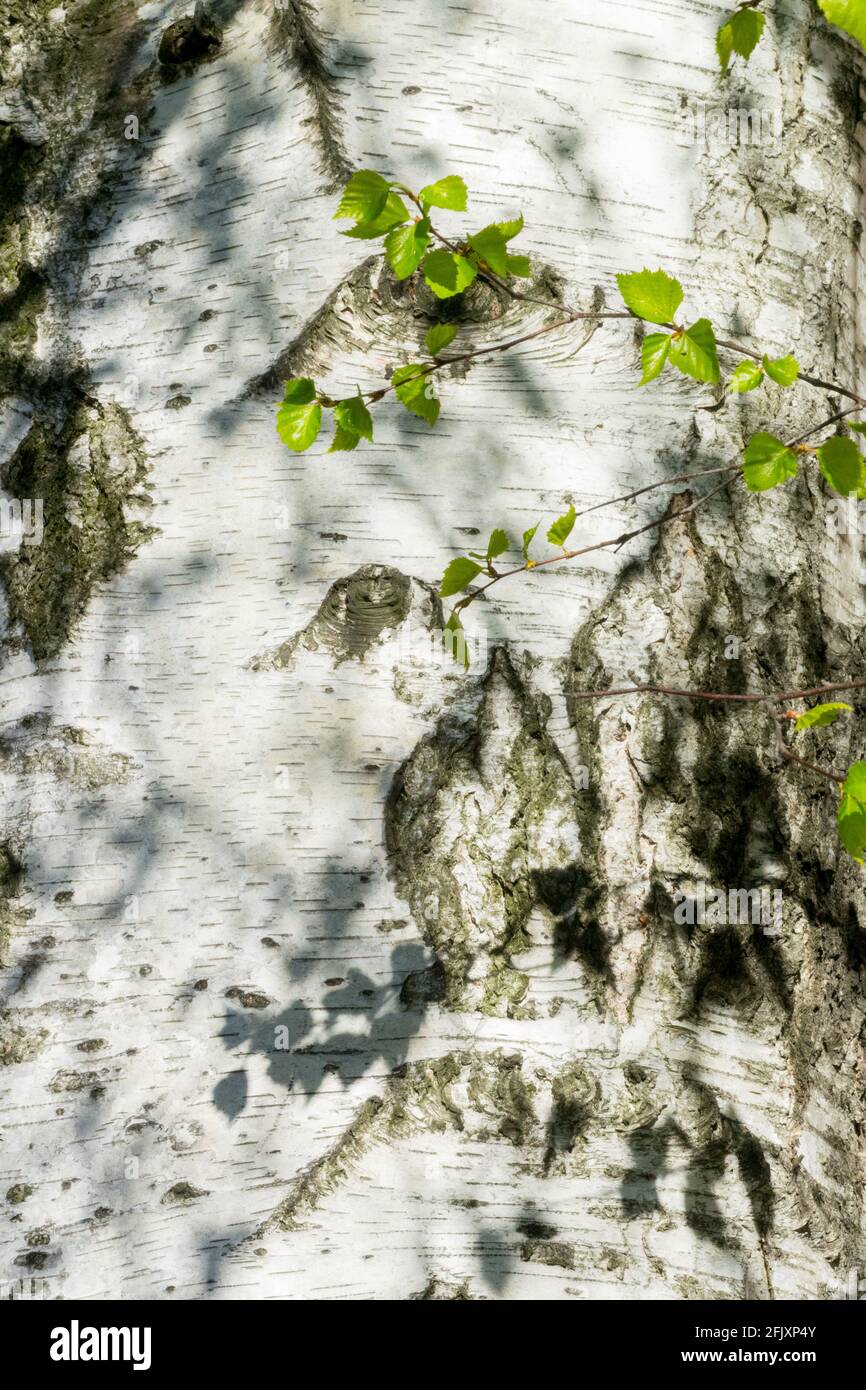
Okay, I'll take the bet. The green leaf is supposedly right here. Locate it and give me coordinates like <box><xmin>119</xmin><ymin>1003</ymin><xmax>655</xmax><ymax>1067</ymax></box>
<box><xmin>762</xmin><ymin>353</ymin><xmax>799</xmax><ymax>388</ymax></box>
<box><xmin>276</xmin><ymin>379</ymin><xmax>322</xmax><ymax>452</ymax></box>
<box><xmin>728</xmin><ymin>360</ymin><xmax>765</xmax><ymax>393</ymax></box>
<box><xmin>616</xmin><ymin>268</ymin><xmax>683</xmax><ymax>325</ymax></box>
<box><xmin>668</xmin><ymin>318</ymin><xmax>720</xmax><ymax>383</ymax></box>
<box><xmin>547</xmin><ymin>504</ymin><xmax>576</xmax><ymax>548</ymax></box>
<box><xmin>342</xmin><ymin>192</ymin><xmax>408</xmax><ymax>239</ymax></box>
<box><xmin>486</xmin><ymin>528</ymin><xmax>509</xmax><ymax>561</ymax></box>
<box><xmin>329</xmin><ymin>425</ymin><xmax>360</xmax><ymax>452</ymax></box>
<box><xmin>848</xmin><ymin>422</ymin><xmax>866</xmax><ymax>434</ymax></box>
<box><xmin>468</xmin><ymin>224</ymin><xmax>510</xmax><ymax>276</ymax></box>
<box><xmin>719</xmin><ymin>8</ymin><xmax>766</xmax><ymax>71</ymax></box>
<box><xmin>440</xmin><ymin>556</ymin><xmax>482</xmax><ymax>597</ymax></box>
<box><xmin>443</xmin><ymin>611</ymin><xmax>470</xmax><ymax>670</ymax></box>
<box><xmin>817</xmin><ymin>1</ymin><xmax>866</xmax><ymax>55</ymax></box>
<box><xmin>741</xmin><ymin>433</ymin><xmax>798</xmax><ymax>492</ymax></box>
<box><xmin>333</xmin><ymin>392</ymin><xmax>373</xmax><ymax>443</ymax></box>
<box><xmin>818</xmin><ymin>436</ymin><xmax>866</xmax><ymax>496</ymax></box>
<box><xmin>716</xmin><ymin>20</ymin><xmax>734</xmax><ymax>72</ymax></box>
<box><xmin>640</xmin><ymin>332</ymin><xmax>671</xmax><ymax>385</ymax></box>
<box><xmin>393</xmin><ymin>364</ymin><xmax>440</xmax><ymax>426</ymax></box>
<box><xmin>385</xmin><ymin>217</ymin><xmax>430</xmax><ymax>278</ymax></box>
<box><xmin>334</xmin><ymin>169</ymin><xmax>390</xmax><ymax>223</ymax></box>
<box><xmin>522</xmin><ymin>523</ymin><xmax>539</xmax><ymax>562</ymax></box>
<box><xmin>419</xmin><ymin>175</ymin><xmax>467</xmax><ymax>211</ymax></box>
<box><xmin>794</xmin><ymin>701</ymin><xmax>853</xmax><ymax>731</ymax></box>
<box><xmin>425</xmin><ymin>322</ymin><xmax>458</xmax><ymax>356</ymax></box>
<box><xmin>422</xmin><ymin>249</ymin><xmax>478</xmax><ymax>299</ymax></box>
<box><xmin>845</xmin><ymin>762</ymin><xmax>866</xmax><ymax>801</ymax></box>
<box><xmin>496</xmin><ymin>216</ymin><xmax>524</xmax><ymax>241</ymax></box>
<box><xmin>838</xmin><ymin>761</ymin><xmax>866</xmax><ymax>863</ymax></box>
<box><xmin>505</xmin><ymin>253</ymin><xmax>531</xmax><ymax>277</ymax></box>
<box><xmin>733</xmin><ymin>8</ymin><xmax>765</xmax><ymax>56</ymax></box>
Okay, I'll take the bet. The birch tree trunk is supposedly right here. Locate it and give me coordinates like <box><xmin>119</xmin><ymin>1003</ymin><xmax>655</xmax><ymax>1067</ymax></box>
<box><xmin>1</xmin><ymin>0</ymin><xmax>865</xmax><ymax>1301</ymax></box>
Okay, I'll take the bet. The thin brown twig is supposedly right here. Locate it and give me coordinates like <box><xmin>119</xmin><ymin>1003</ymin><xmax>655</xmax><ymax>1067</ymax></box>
<box><xmin>768</xmin><ymin>698</ymin><xmax>849</xmax><ymax>784</ymax></box>
<box><xmin>567</xmin><ymin>683</ymin><xmax>856</xmax><ymax>788</ymax></box>
<box><xmin>453</xmin><ymin>402</ymin><xmax>859</xmax><ymax>612</ymax></box>
<box><xmin>382</xmin><ymin>184</ymin><xmax>864</xmax><ymax>802</ymax></box>
<box><xmin>455</xmin><ymin>476</ymin><xmax>735</xmax><ymax>611</ymax></box>
<box><xmin>569</xmin><ymin>678</ymin><xmax>866</xmax><ymax>705</ymax></box>
<box><xmin>409</xmin><ymin>183</ymin><xmax>866</xmax><ymax>410</ymax></box>
<box><xmin>779</xmin><ymin>746</ymin><xmax>847</xmax><ymax>785</ymax></box>
<box><xmin>712</xmin><ymin>336</ymin><xmax>866</xmax><ymax>406</ymax></box>
<box><xmin>363</xmin><ymin>310</ymin><xmax>631</xmax><ymax>407</ymax></box>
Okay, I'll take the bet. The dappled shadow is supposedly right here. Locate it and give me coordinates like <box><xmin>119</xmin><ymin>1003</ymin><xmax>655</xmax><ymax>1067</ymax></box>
<box><xmin>214</xmin><ymin>941</ymin><xmax>435</xmax><ymax>1114</ymax></box>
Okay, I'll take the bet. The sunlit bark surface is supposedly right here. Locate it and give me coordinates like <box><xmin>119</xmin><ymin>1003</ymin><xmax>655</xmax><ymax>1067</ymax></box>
<box><xmin>1</xmin><ymin>0</ymin><xmax>865</xmax><ymax>1299</ymax></box>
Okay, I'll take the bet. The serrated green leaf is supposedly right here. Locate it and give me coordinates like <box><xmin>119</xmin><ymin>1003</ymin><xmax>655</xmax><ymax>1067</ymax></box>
<box><xmin>425</xmin><ymin>322</ymin><xmax>458</xmax><ymax>356</ymax></box>
<box><xmin>342</xmin><ymin>192</ymin><xmax>408</xmax><ymax>239</ymax></box>
<box><xmin>716</xmin><ymin>20</ymin><xmax>734</xmax><ymax>72</ymax></box>
<box><xmin>443</xmin><ymin>611</ymin><xmax>470</xmax><ymax>669</ymax></box>
<box><xmin>640</xmin><ymin>332</ymin><xmax>671</xmax><ymax>385</ymax></box>
<box><xmin>333</xmin><ymin>392</ymin><xmax>373</xmax><ymax>443</ymax></box>
<box><xmin>547</xmin><ymin>504</ymin><xmax>576</xmax><ymax>548</ymax></box>
<box><xmin>794</xmin><ymin>701</ymin><xmax>853</xmax><ymax>731</ymax></box>
<box><xmin>741</xmin><ymin>432</ymin><xmax>798</xmax><ymax>492</ymax></box>
<box><xmin>845</xmin><ymin>761</ymin><xmax>866</xmax><ymax>801</ymax></box>
<box><xmin>729</xmin><ymin>360</ymin><xmax>765</xmax><ymax>393</ymax></box>
<box><xmin>468</xmin><ymin>224</ymin><xmax>510</xmax><ymax>276</ymax></box>
<box><xmin>276</xmin><ymin>379</ymin><xmax>322</xmax><ymax>452</ymax></box>
<box><xmin>281</xmin><ymin>378</ymin><xmax>316</xmax><ymax>405</ymax></box>
<box><xmin>522</xmin><ymin>523</ymin><xmax>539</xmax><ymax>562</ymax></box>
<box><xmin>668</xmin><ymin>318</ymin><xmax>720</xmax><ymax>383</ymax></box>
<box><xmin>334</xmin><ymin>169</ymin><xmax>389</xmax><ymax>223</ymax></box>
<box><xmin>505</xmin><ymin>253</ymin><xmax>531</xmax><ymax>277</ymax></box>
<box><xmin>486</xmin><ymin>528</ymin><xmax>509</xmax><ymax>561</ymax></box>
<box><xmin>849</xmin><ymin>422</ymin><xmax>866</xmax><ymax>434</ymax></box>
<box><xmin>838</xmin><ymin>761</ymin><xmax>866</xmax><ymax>863</ymax></box>
<box><xmin>731</xmin><ymin>8</ymin><xmax>765</xmax><ymax>57</ymax></box>
<box><xmin>617</xmin><ymin>268</ymin><xmax>683</xmax><ymax>325</ymax></box>
<box><xmin>385</xmin><ymin>217</ymin><xmax>430</xmax><ymax>278</ymax></box>
<box><xmin>496</xmin><ymin>215</ymin><xmax>524</xmax><ymax>241</ymax></box>
<box><xmin>329</xmin><ymin>425</ymin><xmax>360</xmax><ymax>452</ymax></box>
<box><xmin>817</xmin><ymin>1</ymin><xmax>866</xmax><ymax>55</ymax></box>
<box><xmin>718</xmin><ymin>7</ymin><xmax>766</xmax><ymax>72</ymax></box>
<box><xmin>422</xmin><ymin>249</ymin><xmax>478</xmax><ymax>299</ymax></box>
<box><xmin>440</xmin><ymin>556</ymin><xmax>482</xmax><ymax>597</ymax></box>
<box><xmin>393</xmin><ymin>363</ymin><xmax>440</xmax><ymax>426</ymax></box>
<box><xmin>419</xmin><ymin>175</ymin><xmax>467</xmax><ymax>211</ymax></box>
<box><xmin>818</xmin><ymin>436</ymin><xmax>866</xmax><ymax>496</ymax></box>
<box><xmin>762</xmin><ymin>353</ymin><xmax>799</xmax><ymax>387</ymax></box>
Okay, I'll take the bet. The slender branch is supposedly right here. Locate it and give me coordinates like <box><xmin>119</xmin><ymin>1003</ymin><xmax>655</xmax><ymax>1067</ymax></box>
<box><xmin>712</xmin><ymin>336</ymin><xmax>866</xmax><ymax>406</ymax></box>
<box><xmin>769</xmin><ymin>698</ymin><xmax>849</xmax><ymax>784</ymax></box>
<box><xmin>453</xmin><ymin>404</ymin><xmax>860</xmax><ymax>614</ymax></box>
<box><xmin>454</xmin><ymin>476</ymin><xmax>736</xmax><ymax>614</ymax></box>
<box><xmin>406</xmin><ymin>179</ymin><xmax>866</xmax><ymax>410</ymax></box>
<box><xmin>779</xmin><ymin>746</ymin><xmax>847</xmax><ymax>785</ymax></box>
<box><xmin>573</xmin><ymin>462</ymin><xmax>741</xmax><ymax>522</ymax></box>
<box><xmin>774</xmin><ymin>678</ymin><xmax>866</xmax><ymax>702</ymax></box>
<box><xmin>786</xmin><ymin>403</ymin><xmax>863</xmax><ymax>447</ymax></box>
<box><xmin>567</xmin><ymin>680</ymin><xmax>856</xmax><ymax>789</ymax></box>
<box><xmin>363</xmin><ymin>310</ymin><xmax>631</xmax><ymax>408</ymax></box>
<box><xmin>569</xmin><ymin>677</ymin><xmax>866</xmax><ymax>704</ymax></box>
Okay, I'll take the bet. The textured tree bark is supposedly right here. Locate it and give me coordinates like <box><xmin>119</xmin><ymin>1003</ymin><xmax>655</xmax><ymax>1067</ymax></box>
<box><xmin>1</xmin><ymin>0</ymin><xmax>865</xmax><ymax>1301</ymax></box>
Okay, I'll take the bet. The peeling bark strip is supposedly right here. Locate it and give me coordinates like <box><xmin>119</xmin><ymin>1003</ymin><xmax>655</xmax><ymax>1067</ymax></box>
<box><xmin>0</xmin><ymin>0</ymin><xmax>865</xmax><ymax>1302</ymax></box>
<box><xmin>268</xmin><ymin>0</ymin><xmax>351</xmax><ymax>189</ymax></box>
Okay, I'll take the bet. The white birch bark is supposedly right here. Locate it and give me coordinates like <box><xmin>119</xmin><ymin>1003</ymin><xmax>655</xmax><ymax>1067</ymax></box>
<box><xmin>1</xmin><ymin>0</ymin><xmax>865</xmax><ymax>1300</ymax></box>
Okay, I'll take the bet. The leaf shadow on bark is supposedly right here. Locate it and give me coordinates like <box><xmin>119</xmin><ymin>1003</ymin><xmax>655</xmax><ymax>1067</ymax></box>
<box><xmin>214</xmin><ymin>939</ymin><xmax>439</xmax><ymax>1115</ymax></box>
